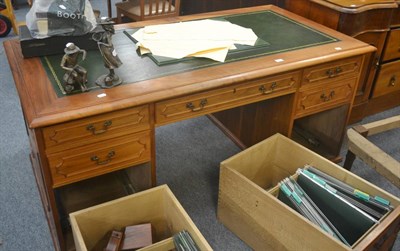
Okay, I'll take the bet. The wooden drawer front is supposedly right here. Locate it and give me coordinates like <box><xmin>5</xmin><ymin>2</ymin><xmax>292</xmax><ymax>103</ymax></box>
<box><xmin>302</xmin><ymin>56</ymin><xmax>362</xmax><ymax>87</ymax></box>
<box><xmin>373</xmin><ymin>60</ymin><xmax>400</xmax><ymax>98</ymax></box>
<box><xmin>43</xmin><ymin>105</ymin><xmax>149</xmax><ymax>154</ymax></box>
<box><xmin>295</xmin><ymin>79</ymin><xmax>356</xmax><ymax>117</ymax></box>
<box><xmin>156</xmin><ymin>71</ymin><xmax>300</xmax><ymax>125</ymax></box>
<box><xmin>391</xmin><ymin>6</ymin><xmax>400</xmax><ymax>26</ymax></box>
<box><xmin>48</xmin><ymin>131</ymin><xmax>151</xmax><ymax>188</ymax></box>
<box><xmin>382</xmin><ymin>29</ymin><xmax>400</xmax><ymax>62</ymax></box>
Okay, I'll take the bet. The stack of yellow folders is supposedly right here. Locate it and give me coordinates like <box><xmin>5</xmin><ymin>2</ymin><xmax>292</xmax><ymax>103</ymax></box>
<box><xmin>278</xmin><ymin>165</ymin><xmax>393</xmax><ymax>247</ymax></box>
<box><xmin>130</xmin><ymin>19</ymin><xmax>258</xmax><ymax>62</ymax></box>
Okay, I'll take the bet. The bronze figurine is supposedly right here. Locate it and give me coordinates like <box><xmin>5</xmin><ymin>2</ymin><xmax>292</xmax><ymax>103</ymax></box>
<box><xmin>60</xmin><ymin>42</ymin><xmax>88</xmax><ymax>93</ymax></box>
<box><xmin>93</xmin><ymin>17</ymin><xmax>123</xmax><ymax>88</ymax></box>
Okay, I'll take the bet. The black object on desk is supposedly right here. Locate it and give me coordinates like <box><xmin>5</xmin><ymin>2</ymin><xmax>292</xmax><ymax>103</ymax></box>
<box><xmin>19</xmin><ymin>25</ymin><xmax>103</xmax><ymax>58</ymax></box>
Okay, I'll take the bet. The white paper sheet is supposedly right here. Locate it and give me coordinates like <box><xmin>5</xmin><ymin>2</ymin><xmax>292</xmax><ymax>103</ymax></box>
<box><xmin>131</xmin><ymin>19</ymin><xmax>258</xmax><ymax>62</ymax></box>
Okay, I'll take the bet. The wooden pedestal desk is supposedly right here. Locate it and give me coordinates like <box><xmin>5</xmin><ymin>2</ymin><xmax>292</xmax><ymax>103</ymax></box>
<box><xmin>4</xmin><ymin>5</ymin><xmax>376</xmax><ymax>251</ymax></box>
<box><xmin>277</xmin><ymin>0</ymin><xmax>400</xmax><ymax>123</ymax></box>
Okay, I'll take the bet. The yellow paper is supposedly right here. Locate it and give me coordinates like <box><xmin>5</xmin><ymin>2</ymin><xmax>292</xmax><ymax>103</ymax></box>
<box><xmin>131</xmin><ymin>19</ymin><xmax>258</xmax><ymax>62</ymax></box>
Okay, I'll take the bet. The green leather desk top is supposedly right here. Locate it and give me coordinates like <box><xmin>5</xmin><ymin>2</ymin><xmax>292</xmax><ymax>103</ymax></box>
<box><xmin>42</xmin><ymin>10</ymin><xmax>338</xmax><ymax>97</ymax></box>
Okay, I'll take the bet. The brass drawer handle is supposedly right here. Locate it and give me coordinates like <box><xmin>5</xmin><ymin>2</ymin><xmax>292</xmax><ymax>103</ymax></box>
<box><xmin>389</xmin><ymin>76</ymin><xmax>396</xmax><ymax>87</ymax></box>
<box><xmin>320</xmin><ymin>91</ymin><xmax>335</xmax><ymax>102</ymax></box>
<box><xmin>326</xmin><ymin>67</ymin><xmax>342</xmax><ymax>78</ymax></box>
<box><xmin>259</xmin><ymin>82</ymin><xmax>277</xmax><ymax>94</ymax></box>
<box><xmin>86</xmin><ymin>120</ymin><xmax>112</xmax><ymax>135</ymax></box>
<box><xmin>186</xmin><ymin>99</ymin><xmax>208</xmax><ymax>112</ymax></box>
<box><xmin>91</xmin><ymin>150</ymin><xmax>115</xmax><ymax>165</ymax></box>
<box><xmin>326</xmin><ymin>69</ymin><xmax>334</xmax><ymax>78</ymax></box>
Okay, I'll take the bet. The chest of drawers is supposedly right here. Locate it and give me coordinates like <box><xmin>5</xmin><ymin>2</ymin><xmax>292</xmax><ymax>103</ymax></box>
<box><xmin>277</xmin><ymin>0</ymin><xmax>400</xmax><ymax>123</ymax></box>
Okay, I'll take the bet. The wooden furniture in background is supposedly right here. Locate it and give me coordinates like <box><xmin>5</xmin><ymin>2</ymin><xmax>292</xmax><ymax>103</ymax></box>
<box><xmin>276</xmin><ymin>0</ymin><xmax>400</xmax><ymax>123</ymax></box>
<box><xmin>4</xmin><ymin>5</ymin><xmax>375</xmax><ymax>250</ymax></box>
<box><xmin>344</xmin><ymin>115</ymin><xmax>400</xmax><ymax>188</ymax></box>
<box><xmin>180</xmin><ymin>0</ymin><xmax>278</xmax><ymax>15</ymax></box>
<box><xmin>115</xmin><ymin>0</ymin><xmax>181</xmax><ymax>23</ymax></box>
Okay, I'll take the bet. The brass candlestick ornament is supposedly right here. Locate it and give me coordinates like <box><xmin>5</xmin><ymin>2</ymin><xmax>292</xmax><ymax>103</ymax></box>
<box><xmin>93</xmin><ymin>17</ymin><xmax>123</xmax><ymax>88</ymax></box>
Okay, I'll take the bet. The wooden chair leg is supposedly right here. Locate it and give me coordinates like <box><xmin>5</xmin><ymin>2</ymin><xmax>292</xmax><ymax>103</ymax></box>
<box><xmin>343</xmin><ymin>150</ymin><xmax>356</xmax><ymax>170</ymax></box>
<box><xmin>343</xmin><ymin>125</ymin><xmax>369</xmax><ymax>171</ymax></box>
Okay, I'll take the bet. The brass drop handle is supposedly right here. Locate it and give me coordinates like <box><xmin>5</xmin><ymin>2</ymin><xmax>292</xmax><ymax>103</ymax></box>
<box><xmin>259</xmin><ymin>82</ymin><xmax>277</xmax><ymax>94</ymax></box>
<box><xmin>186</xmin><ymin>99</ymin><xmax>208</xmax><ymax>112</ymax></box>
<box><xmin>326</xmin><ymin>69</ymin><xmax>334</xmax><ymax>78</ymax></box>
<box><xmin>91</xmin><ymin>150</ymin><xmax>115</xmax><ymax>165</ymax></box>
<box><xmin>87</xmin><ymin>120</ymin><xmax>112</xmax><ymax>135</ymax></box>
<box><xmin>320</xmin><ymin>90</ymin><xmax>335</xmax><ymax>102</ymax></box>
<box><xmin>326</xmin><ymin>67</ymin><xmax>342</xmax><ymax>78</ymax></box>
<box><xmin>389</xmin><ymin>76</ymin><xmax>396</xmax><ymax>87</ymax></box>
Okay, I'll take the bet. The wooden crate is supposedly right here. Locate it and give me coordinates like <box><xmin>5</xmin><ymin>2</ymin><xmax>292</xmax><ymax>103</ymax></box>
<box><xmin>70</xmin><ymin>185</ymin><xmax>212</xmax><ymax>251</ymax></box>
<box><xmin>218</xmin><ymin>133</ymin><xmax>400</xmax><ymax>251</ymax></box>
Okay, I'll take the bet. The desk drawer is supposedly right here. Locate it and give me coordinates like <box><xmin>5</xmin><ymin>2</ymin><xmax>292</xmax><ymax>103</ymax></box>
<box><xmin>43</xmin><ymin>105</ymin><xmax>150</xmax><ymax>154</ymax></box>
<box><xmin>372</xmin><ymin>60</ymin><xmax>400</xmax><ymax>98</ymax></box>
<box><xmin>295</xmin><ymin>78</ymin><xmax>356</xmax><ymax>117</ymax></box>
<box><xmin>302</xmin><ymin>56</ymin><xmax>362</xmax><ymax>87</ymax></box>
<box><xmin>48</xmin><ymin>131</ymin><xmax>151</xmax><ymax>188</ymax></box>
<box><xmin>392</xmin><ymin>6</ymin><xmax>400</xmax><ymax>26</ymax></box>
<box><xmin>382</xmin><ymin>29</ymin><xmax>400</xmax><ymax>62</ymax></box>
<box><xmin>156</xmin><ymin>71</ymin><xmax>300</xmax><ymax>125</ymax></box>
